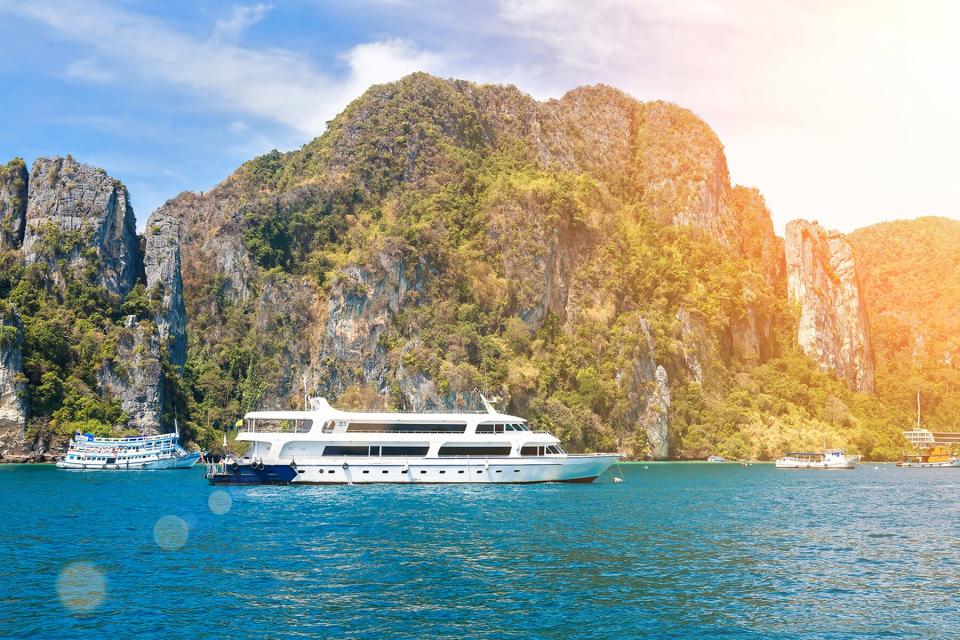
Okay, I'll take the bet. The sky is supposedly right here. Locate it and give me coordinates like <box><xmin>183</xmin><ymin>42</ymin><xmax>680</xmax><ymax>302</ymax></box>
<box><xmin>1</xmin><ymin>0</ymin><xmax>958</xmax><ymax>233</ymax></box>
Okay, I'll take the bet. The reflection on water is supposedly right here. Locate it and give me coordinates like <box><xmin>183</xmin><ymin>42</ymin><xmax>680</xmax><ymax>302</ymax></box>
<box><xmin>2</xmin><ymin>463</ymin><xmax>960</xmax><ymax>638</ymax></box>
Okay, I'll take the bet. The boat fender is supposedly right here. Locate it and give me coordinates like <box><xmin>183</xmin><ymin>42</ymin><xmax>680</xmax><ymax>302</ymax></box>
<box><xmin>230</xmin><ymin>461</ymin><xmax>239</xmax><ymax>471</ymax></box>
<box><xmin>256</xmin><ymin>461</ymin><xmax>265</xmax><ymax>471</ymax></box>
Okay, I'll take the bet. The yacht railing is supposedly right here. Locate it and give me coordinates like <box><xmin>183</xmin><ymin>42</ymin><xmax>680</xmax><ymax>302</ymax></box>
<box><xmin>241</xmin><ymin>420</ymin><xmax>313</xmax><ymax>434</ymax></box>
<box><xmin>72</xmin><ymin>432</ymin><xmax>176</xmax><ymax>443</ymax></box>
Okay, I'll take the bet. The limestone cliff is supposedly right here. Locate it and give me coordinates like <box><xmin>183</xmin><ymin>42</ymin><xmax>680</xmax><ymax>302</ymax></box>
<box><xmin>97</xmin><ymin>321</ymin><xmax>165</xmax><ymax>435</ymax></box>
<box><xmin>154</xmin><ymin>73</ymin><xmax>790</xmax><ymax>457</ymax></box>
<box><xmin>632</xmin><ymin>101</ymin><xmax>739</xmax><ymax>247</ymax></box>
<box><xmin>143</xmin><ymin>207</ymin><xmax>187</xmax><ymax>369</ymax></box>
<box><xmin>22</xmin><ymin>157</ymin><xmax>139</xmax><ymax>298</ymax></box>
<box><xmin>0</xmin><ymin>158</ymin><xmax>28</xmax><ymax>250</ymax></box>
<box><xmin>785</xmin><ymin>220</ymin><xmax>874</xmax><ymax>392</ymax></box>
<box><xmin>0</xmin><ymin>306</ymin><xmax>28</xmax><ymax>459</ymax></box>
<box><xmin>616</xmin><ymin>315</ymin><xmax>671</xmax><ymax>459</ymax></box>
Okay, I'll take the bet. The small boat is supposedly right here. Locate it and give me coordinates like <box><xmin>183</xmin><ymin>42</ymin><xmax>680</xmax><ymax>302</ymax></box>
<box><xmin>706</xmin><ymin>455</ymin><xmax>726</xmax><ymax>463</ymax></box>
<box><xmin>775</xmin><ymin>449</ymin><xmax>856</xmax><ymax>470</ymax></box>
<box><xmin>205</xmin><ymin>456</ymin><xmax>298</xmax><ymax>485</ymax></box>
<box><xmin>56</xmin><ymin>430</ymin><xmax>202</xmax><ymax>470</ymax></box>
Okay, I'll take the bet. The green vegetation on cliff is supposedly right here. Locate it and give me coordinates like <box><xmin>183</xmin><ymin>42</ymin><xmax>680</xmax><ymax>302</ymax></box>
<box><xmin>850</xmin><ymin>217</ymin><xmax>960</xmax><ymax>432</ymax></box>
<box><xmin>0</xmin><ymin>249</ymin><xmax>142</xmax><ymax>440</ymax></box>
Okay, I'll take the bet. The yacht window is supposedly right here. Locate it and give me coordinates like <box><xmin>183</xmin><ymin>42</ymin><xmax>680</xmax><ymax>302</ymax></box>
<box><xmin>382</xmin><ymin>470</ymin><xmax>389</xmax><ymax>474</ymax></box>
<box><xmin>520</xmin><ymin>446</ymin><xmax>544</xmax><ymax>456</ymax></box>
<box><xmin>380</xmin><ymin>446</ymin><xmax>429</xmax><ymax>456</ymax></box>
<box><xmin>439</xmin><ymin>470</ymin><xmax>446</xmax><ymax>474</ymax></box>
<box><xmin>323</xmin><ymin>446</ymin><xmax>371</xmax><ymax>456</ymax></box>
<box><xmin>321</xmin><ymin>421</ymin><xmax>335</xmax><ymax>434</ymax></box>
<box><xmin>362</xmin><ymin>470</ymin><xmax>370</xmax><ymax>474</ymax></box>
<box><xmin>438</xmin><ymin>445</ymin><xmax>512</xmax><ymax>457</ymax></box>
<box><xmin>476</xmin><ymin>424</ymin><xmax>494</xmax><ymax>434</ymax></box>
<box><xmin>346</xmin><ymin>422</ymin><xmax>466</xmax><ymax>433</ymax></box>
<box><xmin>505</xmin><ymin>424</ymin><xmax>517</xmax><ymax>432</ymax></box>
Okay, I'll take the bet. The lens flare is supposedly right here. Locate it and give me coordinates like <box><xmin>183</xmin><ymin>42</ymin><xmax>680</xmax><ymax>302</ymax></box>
<box><xmin>208</xmin><ymin>490</ymin><xmax>232</xmax><ymax>515</ymax></box>
<box><xmin>57</xmin><ymin>562</ymin><xmax>106</xmax><ymax>613</ymax></box>
<box><xmin>153</xmin><ymin>515</ymin><xmax>189</xmax><ymax>551</ymax></box>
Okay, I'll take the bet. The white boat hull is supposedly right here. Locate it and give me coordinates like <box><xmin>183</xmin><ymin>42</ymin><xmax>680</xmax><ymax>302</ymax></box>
<box><xmin>56</xmin><ymin>452</ymin><xmax>201</xmax><ymax>471</ymax></box>
<box><xmin>896</xmin><ymin>459</ymin><xmax>960</xmax><ymax>468</ymax></box>
<box><xmin>277</xmin><ymin>454</ymin><xmax>618</xmax><ymax>484</ymax></box>
<box><xmin>775</xmin><ymin>460</ymin><xmax>856</xmax><ymax>470</ymax></box>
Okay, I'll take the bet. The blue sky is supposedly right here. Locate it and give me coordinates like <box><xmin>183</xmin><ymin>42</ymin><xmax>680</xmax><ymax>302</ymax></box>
<box><xmin>1</xmin><ymin>1</ymin><xmax>958</xmax><ymax>232</ymax></box>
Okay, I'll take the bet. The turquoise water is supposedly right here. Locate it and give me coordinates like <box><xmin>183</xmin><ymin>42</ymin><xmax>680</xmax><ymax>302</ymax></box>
<box><xmin>2</xmin><ymin>463</ymin><xmax>959</xmax><ymax>638</ymax></box>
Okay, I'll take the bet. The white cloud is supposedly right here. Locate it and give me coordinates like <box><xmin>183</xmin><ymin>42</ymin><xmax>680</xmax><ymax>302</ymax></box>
<box><xmin>495</xmin><ymin>0</ymin><xmax>960</xmax><ymax>232</ymax></box>
<box><xmin>64</xmin><ymin>58</ymin><xmax>113</xmax><ymax>83</ymax></box>
<box><xmin>4</xmin><ymin>0</ymin><xmax>442</xmax><ymax>138</ymax></box>
<box><xmin>212</xmin><ymin>3</ymin><xmax>273</xmax><ymax>43</ymax></box>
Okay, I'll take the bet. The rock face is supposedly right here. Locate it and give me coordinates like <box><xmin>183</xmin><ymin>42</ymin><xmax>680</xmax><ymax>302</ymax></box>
<box><xmin>632</xmin><ymin>101</ymin><xmax>739</xmax><ymax>247</ymax></box>
<box><xmin>319</xmin><ymin>251</ymin><xmax>423</xmax><ymax>396</ymax></box>
<box><xmin>0</xmin><ymin>158</ymin><xmax>28</xmax><ymax>250</ymax></box>
<box><xmin>22</xmin><ymin>157</ymin><xmax>139</xmax><ymax>297</ymax></box>
<box><xmin>785</xmin><ymin>220</ymin><xmax>875</xmax><ymax>392</ymax></box>
<box><xmin>143</xmin><ymin>207</ymin><xmax>187</xmax><ymax>368</ymax></box>
<box><xmin>98</xmin><ymin>321</ymin><xmax>165</xmax><ymax>435</ymax></box>
<box><xmin>0</xmin><ymin>306</ymin><xmax>29</xmax><ymax>459</ymax></box>
<box><xmin>617</xmin><ymin>316</ymin><xmax>671</xmax><ymax>459</ymax></box>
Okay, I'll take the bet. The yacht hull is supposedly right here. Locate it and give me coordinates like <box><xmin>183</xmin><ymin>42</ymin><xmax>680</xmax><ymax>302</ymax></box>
<box><xmin>273</xmin><ymin>453</ymin><xmax>618</xmax><ymax>484</ymax></box>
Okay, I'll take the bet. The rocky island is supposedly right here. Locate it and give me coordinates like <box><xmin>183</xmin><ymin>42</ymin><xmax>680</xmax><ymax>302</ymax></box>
<box><xmin>0</xmin><ymin>74</ymin><xmax>954</xmax><ymax>462</ymax></box>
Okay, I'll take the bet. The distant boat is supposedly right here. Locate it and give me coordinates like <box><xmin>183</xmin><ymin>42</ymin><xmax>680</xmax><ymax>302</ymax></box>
<box><xmin>706</xmin><ymin>455</ymin><xmax>726</xmax><ymax>463</ymax></box>
<box><xmin>775</xmin><ymin>449</ymin><xmax>856</xmax><ymax>470</ymax></box>
<box><xmin>56</xmin><ymin>430</ymin><xmax>202</xmax><ymax>470</ymax></box>
<box><xmin>898</xmin><ymin>430</ymin><xmax>960</xmax><ymax>468</ymax></box>
<box><xmin>897</xmin><ymin>391</ymin><xmax>960</xmax><ymax>468</ymax></box>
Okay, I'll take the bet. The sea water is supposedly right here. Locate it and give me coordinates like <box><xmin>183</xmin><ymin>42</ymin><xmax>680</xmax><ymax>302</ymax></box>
<box><xmin>2</xmin><ymin>463</ymin><xmax>959</xmax><ymax>639</ymax></box>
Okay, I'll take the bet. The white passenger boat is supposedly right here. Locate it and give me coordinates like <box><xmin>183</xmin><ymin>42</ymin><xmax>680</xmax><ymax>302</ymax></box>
<box><xmin>775</xmin><ymin>449</ymin><xmax>856</xmax><ymax>470</ymax></box>
<box><xmin>706</xmin><ymin>455</ymin><xmax>726</xmax><ymax>463</ymax></box>
<box><xmin>56</xmin><ymin>430</ymin><xmax>202</xmax><ymax>470</ymax></box>
<box><xmin>208</xmin><ymin>396</ymin><xmax>619</xmax><ymax>485</ymax></box>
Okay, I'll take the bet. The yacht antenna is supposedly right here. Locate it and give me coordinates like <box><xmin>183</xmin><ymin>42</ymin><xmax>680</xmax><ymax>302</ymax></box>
<box><xmin>479</xmin><ymin>394</ymin><xmax>500</xmax><ymax>415</ymax></box>
<box><xmin>917</xmin><ymin>388</ymin><xmax>921</xmax><ymax>429</ymax></box>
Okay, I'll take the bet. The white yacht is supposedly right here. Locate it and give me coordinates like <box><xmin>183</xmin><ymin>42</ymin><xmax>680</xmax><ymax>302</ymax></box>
<box><xmin>775</xmin><ymin>449</ymin><xmax>856</xmax><ymax>470</ymax></box>
<box><xmin>56</xmin><ymin>430</ymin><xmax>202</xmax><ymax>470</ymax></box>
<box><xmin>208</xmin><ymin>396</ymin><xmax>618</xmax><ymax>485</ymax></box>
